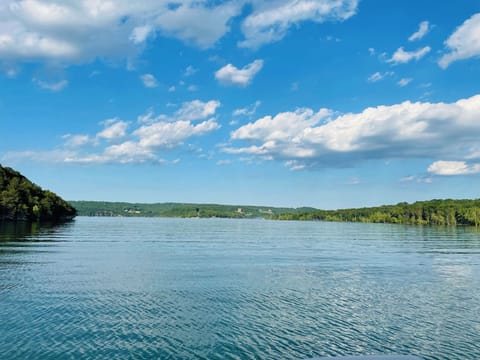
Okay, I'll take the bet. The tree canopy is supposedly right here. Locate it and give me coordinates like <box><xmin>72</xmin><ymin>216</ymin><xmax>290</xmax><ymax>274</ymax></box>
<box><xmin>273</xmin><ymin>199</ymin><xmax>480</xmax><ymax>226</ymax></box>
<box><xmin>0</xmin><ymin>164</ymin><xmax>76</xmax><ymax>222</ymax></box>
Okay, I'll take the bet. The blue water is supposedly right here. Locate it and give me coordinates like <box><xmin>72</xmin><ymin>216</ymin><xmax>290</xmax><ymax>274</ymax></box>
<box><xmin>1</xmin><ymin>217</ymin><xmax>480</xmax><ymax>359</ymax></box>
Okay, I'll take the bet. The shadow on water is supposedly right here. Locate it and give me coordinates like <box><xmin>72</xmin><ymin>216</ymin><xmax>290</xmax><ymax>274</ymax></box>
<box><xmin>0</xmin><ymin>220</ymin><xmax>75</xmax><ymax>243</ymax></box>
<box><xmin>0</xmin><ymin>221</ymin><xmax>75</xmax><ymax>270</ymax></box>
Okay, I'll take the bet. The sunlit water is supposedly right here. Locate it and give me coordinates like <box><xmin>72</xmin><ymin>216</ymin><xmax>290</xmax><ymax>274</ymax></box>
<box><xmin>1</xmin><ymin>217</ymin><xmax>480</xmax><ymax>359</ymax></box>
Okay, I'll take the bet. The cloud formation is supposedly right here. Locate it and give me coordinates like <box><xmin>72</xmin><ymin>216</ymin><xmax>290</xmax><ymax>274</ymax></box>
<box><xmin>238</xmin><ymin>0</ymin><xmax>358</xmax><ymax>48</ymax></box>
<box><xmin>428</xmin><ymin>160</ymin><xmax>480</xmax><ymax>176</ymax></box>
<box><xmin>175</xmin><ymin>100</ymin><xmax>221</xmax><ymax>121</ymax></box>
<box><xmin>232</xmin><ymin>100</ymin><xmax>261</xmax><ymax>117</ymax></box>
<box><xmin>439</xmin><ymin>13</ymin><xmax>480</xmax><ymax>68</ymax></box>
<box><xmin>7</xmin><ymin>99</ymin><xmax>222</xmax><ymax>164</ymax></box>
<box><xmin>97</xmin><ymin>119</ymin><xmax>129</xmax><ymax>141</ymax></box>
<box><xmin>155</xmin><ymin>1</ymin><xmax>241</xmax><ymax>49</ymax></box>
<box><xmin>140</xmin><ymin>74</ymin><xmax>158</xmax><ymax>88</ymax></box>
<box><xmin>225</xmin><ymin>94</ymin><xmax>480</xmax><ymax>171</ymax></box>
<box><xmin>409</xmin><ymin>21</ymin><xmax>430</xmax><ymax>41</ymax></box>
<box><xmin>0</xmin><ymin>0</ymin><xmax>359</xmax><ymax>66</ymax></box>
<box><xmin>389</xmin><ymin>46</ymin><xmax>431</xmax><ymax>64</ymax></box>
<box><xmin>33</xmin><ymin>78</ymin><xmax>68</xmax><ymax>91</ymax></box>
<box><xmin>215</xmin><ymin>59</ymin><xmax>264</xmax><ymax>87</ymax></box>
<box><xmin>398</xmin><ymin>78</ymin><xmax>412</xmax><ymax>87</ymax></box>
<box><xmin>367</xmin><ymin>71</ymin><xmax>393</xmax><ymax>83</ymax></box>
<box><xmin>0</xmin><ymin>0</ymin><xmax>242</xmax><ymax>65</ymax></box>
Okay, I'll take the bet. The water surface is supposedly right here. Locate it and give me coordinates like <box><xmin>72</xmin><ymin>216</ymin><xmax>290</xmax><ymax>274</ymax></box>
<box><xmin>1</xmin><ymin>217</ymin><xmax>479</xmax><ymax>359</ymax></box>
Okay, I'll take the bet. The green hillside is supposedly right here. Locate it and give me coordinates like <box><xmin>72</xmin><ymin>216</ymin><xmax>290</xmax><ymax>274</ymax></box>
<box><xmin>273</xmin><ymin>199</ymin><xmax>480</xmax><ymax>226</ymax></box>
<box><xmin>69</xmin><ymin>200</ymin><xmax>313</xmax><ymax>219</ymax></box>
<box><xmin>69</xmin><ymin>199</ymin><xmax>480</xmax><ymax>226</ymax></box>
<box><xmin>0</xmin><ymin>165</ymin><xmax>77</xmax><ymax>222</ymax></box>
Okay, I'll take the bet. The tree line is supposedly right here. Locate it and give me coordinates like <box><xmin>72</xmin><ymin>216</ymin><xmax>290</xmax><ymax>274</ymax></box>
<box><xmin>70</xmin><ymin>200</ymin><xmax>310</xmax><ymax>219</ymax></box>
<box><xmin>0</xmin><ymin>165</ymin><xmax>76</xmax><ymax>222</ymax></box>
<box><xmin>273</xmin><ymin>199</ymin><xmax>480</xmax><ymax>226</ymax></box>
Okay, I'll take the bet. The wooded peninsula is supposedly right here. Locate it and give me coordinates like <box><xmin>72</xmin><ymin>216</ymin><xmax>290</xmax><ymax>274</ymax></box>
<box><xmin>0</xmin><ymin>165</ymin><xmax>76</xmax><ymax>222</ymax></box>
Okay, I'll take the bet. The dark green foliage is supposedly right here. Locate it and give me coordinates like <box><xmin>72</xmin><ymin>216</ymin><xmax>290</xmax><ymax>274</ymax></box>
<box><xmin>273</xmin><ymin>199</ymin><xmax>480</xmax><ymax>226</ymax></box>
<box><xmin>0</xmin><ymin>164</ymin><xmax>77</xmax><ymax>222</ymax></box>
<box><xmin>69</xmin><ymin>201</ymin><xmax>312</xmax><ymax>219</ymax></box>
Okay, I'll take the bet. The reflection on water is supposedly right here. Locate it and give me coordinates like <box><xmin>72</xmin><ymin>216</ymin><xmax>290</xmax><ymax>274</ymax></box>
<box><xmin>0</xmin><ymin>220</ymin><xmax>75</xmax><ymax>242</ymax></box>
<box><xmin>0</xmin><ymin>221</ymin><xmax>41</xmax><ymax>242</ymax></box>
<box><xmin>0</xmin><ymin>218</ymin><xmax>479</xmax><ymax>360</ymax></box>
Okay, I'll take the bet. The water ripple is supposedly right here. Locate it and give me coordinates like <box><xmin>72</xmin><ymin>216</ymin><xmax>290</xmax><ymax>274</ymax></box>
<box><xmin>1</xmin><ymin>218</ymin><xmax>480</xmax><ymax>359</ymax></box>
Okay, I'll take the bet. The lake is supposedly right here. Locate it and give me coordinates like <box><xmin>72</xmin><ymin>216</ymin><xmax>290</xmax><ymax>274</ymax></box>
<box><xmin>1</xmin><ymin>217</ymin><xmax>479</xmax><ymax>359</ymax></box>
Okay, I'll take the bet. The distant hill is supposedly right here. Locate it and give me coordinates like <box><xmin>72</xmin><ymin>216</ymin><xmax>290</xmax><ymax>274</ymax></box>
<box><xmin>0</xmin><ymin>164</ymin><xmax>77</xmax><ymax>222</ymax></box>
<box><xmin>272</xmin><ymin>199</ymin><xmax>480</xmax><ymax>226</ymax></box>
<box><xmin>69</xmin><ymin>200</ymin><xmax>314</xmax><ymax>219</ymax></box>
<box><xmin>69</xmin><ymin>199</ymin><xmax>480</xmax><ymax>226</ymax></box>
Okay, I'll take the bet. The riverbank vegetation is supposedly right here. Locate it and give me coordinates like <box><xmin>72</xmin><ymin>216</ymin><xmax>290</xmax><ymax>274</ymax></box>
<box><xmin>273</xmin><ymin>199</ymin><xmax>480</xmax><ymax>226</ymax></box>
<box><xmin>0</xmin><ymin>165</ymin><xmax>77</xmax><ymax>222</ymax></box>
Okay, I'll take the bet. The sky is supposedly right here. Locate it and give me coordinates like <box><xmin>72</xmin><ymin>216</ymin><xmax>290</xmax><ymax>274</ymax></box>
<box><xmin>1</xmin><ymin>0</ymin><xmax>480</xmax><ymax>209</ymax></box>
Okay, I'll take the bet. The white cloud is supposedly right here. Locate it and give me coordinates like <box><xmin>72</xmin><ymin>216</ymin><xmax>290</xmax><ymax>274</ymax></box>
<box><xmin>135</xmin><ymin>119</ymin><xmax>219</xmax><ymax>149</ymax></box>
<box><xmin>155</xmin><ymin>1</ymin><xmax>241</xmax><ymax>48</ymax></box>
<box><xmin>27</xmin><ymin>99</ymin><xmax>223</xmax><ymax>164</ymax></box>
<box><xmin>175</xmin><ymin>99</ymin><xmax>220</xmax><ymax>121</ymax></box>
<box><xmin>409</xmin><ymin>21</ymin><xmax>430</xmax><ymax>41</ymax></box>
<box><xmin>215</xmin><ymin>59</ymin><xmax>264</xmax><ymax>87</ymax></box>
<box><xmin>2</xmin><ymin>150</ymin><xmax>76</xmax><ymax>163</ymax></box>
<box><xmin>33</xmin><ymin>78</ymin><xmax>68</xmax><ymax>91</ymax></box>
<box><xmin>230</xmin><ymin>107</ymin><xmax>331</xmax><ymax>144</ymax></box>
<box><xmin>232</xmin><ymin>100</ymin><xmax>261</xmax><ymax>116</ymax></box>
<box><xmin>187</xmin><ymin>84</ymin><xmax>198</xmax><ymax>92</ymax></box>
<box><xmin>140</xmin><ymin>73</ymin><xmax>158</xmax><ymax>88</ymax></box>
<box><xmin>285</xmin><ymin>160</ymin><xmax>306</xmax><ymax>171</ymax></box>
<box><xmin>0</xmin><ymin>0</ymin><xmax>360</xmax><ymax>68</ymax></box>
<box><xmin>62</xmin><ymin>134</ymin><xmax>91</xmax><ymax>148</ymax></box>
<box><xmin>137</xmin><ymin>109</ymin><xmax>155</xmax><ymax>124</ymax></box>
<box><xmin>225</xmin><ymin>94</ymin><xmax>480</xmax><ymax>169</ymax></box>
<box><xmin>130</xmin><ymin>25</ymin><xmax>153</xmax><ymax>44</ymax></box>
<box><xmin>400</xmin><ymin>175</ymin><xmax>433</xmax><ymax>183</ymax></box>
<box><xmin>367</xmin><ymin>71</ymin><xmax>393</xmax><ymax>83</ymax></box>
<box><xmin>0</xmin><ymin>0</ymin><xmax>242</xmax><ymax>65</ymax></box>
<box><xmin>97</xmin><ymin>119</ymin><xmax>129</xmax><ymax>141</ymax></box>
<box><xmin>398</xmin><ymin>78</ymin><xmax>412</xmax><ymax>87</ymax></box>
<box><xmin>439</xmin><ymin>13</ymin><xmax>480</xmax><ymax>69</ymax></box>
<box><xmin>400</xmin><ymin>175</ymin><xmax>416</xmax><ymax>182</ymax></box>
<box><xmin>239</xmin><ymin>0</ymin><xmax>358</xmax><ymax>48</ymax></box>
<box><xmin>103</xmin><ymin>141</ymin><xmax>156</xmax><ymax>163</ymax></box>
<box><xmin>367</xmin><ymin>72</ymin><xmax>383</xmax><ymax>83</ymax></box>
<box><xmin>428</xmin><ymin>160</ymin><xmax>480</xmax><ymax>176</ymax></box>
<box><xmin>184</xmin><ymin>65</ymin><xmax>197</xmax><ymax>77</ymax></box>
<box><xmin>389</xmin><ymin>46</ymin><xmax>431</xmax><ymax>64</ymax></box>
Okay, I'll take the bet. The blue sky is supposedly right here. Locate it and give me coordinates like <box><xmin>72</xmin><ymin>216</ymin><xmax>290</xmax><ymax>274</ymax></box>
<box><xmin>1</xmin><ymin>0</ymin><xmax>480</xmax><ymax>208</ymax></box>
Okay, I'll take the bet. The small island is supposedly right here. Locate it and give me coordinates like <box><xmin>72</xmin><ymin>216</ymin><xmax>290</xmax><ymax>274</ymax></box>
<box><xmin>0</xmin><ymin>164</ymin><xmax>76</xmax><ymax>222</ymax></box>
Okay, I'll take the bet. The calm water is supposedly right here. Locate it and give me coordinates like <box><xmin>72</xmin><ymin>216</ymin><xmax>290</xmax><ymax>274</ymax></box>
<box><xmin>1</xmin><ymin>217</ymin><xmax>480</xmax><ymax>359</ymax></box>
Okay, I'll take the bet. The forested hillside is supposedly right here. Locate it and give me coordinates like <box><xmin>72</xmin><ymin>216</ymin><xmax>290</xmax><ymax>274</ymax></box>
<box><xmin>0</xmin><ymin>165</ymin><xmax>76</xmax><ymax>222</ymax></box>
<box><xmin>273</xmin><ymin>199</ymin><xmax>480</xmax><ymax>226</ymax></box>
<box><xmin>70</xmin><ymin>201</ymin><xmax>313</xmax><ymax>219</ymax></box>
